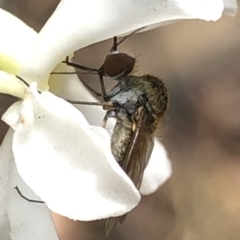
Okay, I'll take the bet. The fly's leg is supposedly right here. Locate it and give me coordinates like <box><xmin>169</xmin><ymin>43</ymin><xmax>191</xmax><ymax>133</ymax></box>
<box><xmin>14</xmin><ymin>186</ymin><xmax>44</xmax><ymax>204</ymax></box>
<box><xmin>69</xmin><ymin>100</ymin><xmax>119</xmax><ymax>128</ymax></box>
<box><xmin>97</xmin><ymin>71</ymin><xmax>123</xmax><ymax>102</ymax></box>
<box><xmin>110</xmin><ymin>27</ymin><xmax>146</xmax><ymax>52</ymax></box>
<box><xmin>63</xmin><ymin>56</ymin><xmax>104</xmax><ymax>97</ymax></box>
<box><xmin>67</xmin><ymin>100</ymin><xmax>115</xmax><ymax>109</ymax></box>
<box><xmin>63</xmin><ymin>56</ymin><xmax>99</xmax><ymax>74</ymax></box>
<box><xmin>111</xmin><ymin>36</ymin><xmax>118</xmax><ymax>52</ymax></box>
<box><xmin>64</xmin><ymin>56</ymin><xmax>110</xmax><ymax>100</ymax></box>
<box><xmin>102</xmin><ymin>109</ymin><xmax>118</xmax><ymax>128</ymax></box>
<box><xmin>98</xmin><ymin>68</ymin><xmax>109</xmax><ymax>101</ymax></box>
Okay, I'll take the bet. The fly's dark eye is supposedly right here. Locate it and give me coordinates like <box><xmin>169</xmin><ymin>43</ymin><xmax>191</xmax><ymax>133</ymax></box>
<box><xmin>102</xmin><ymin>53</ymin><xmax>135</xmax><ymax>78</ymax></box>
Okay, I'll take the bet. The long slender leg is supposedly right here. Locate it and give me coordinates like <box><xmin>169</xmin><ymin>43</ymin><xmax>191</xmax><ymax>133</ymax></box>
<box><xmin>98</xmin><ymin>68</ymin><xmax>109</xmax><ymax>101</ymax></box>
<box><xmin>95</xmin><ymin>78</ymin><xmax>122</xmax><ymax>106</ymax></box>
<box><xmin>102</xmin><ymin>109</ymin><xmax>117</xmax><ymax>128</ymax></box>
<box><xmin>16</xmin><ymin>75</ymin><xmax>30</xmax><ymax>87</ymax></box>
<box><xmin>102</xmin><ymin>82</ymin><xmax>122</xmax><ymax>102</ymax></box>
<box><xmin>63</xmin><ymin>57</ymin><xmax>106</xmax><ymax>97</ymax></box>
<box><xmin>51</xmin><ymin>72</ymin><xmax>97</xmax><ymax>75</ymax></box>
<box><xmin>16</xmin><ymin>76</ymin><xmax>42</xmax><ymax>94</ymax></box>
<box><xmin>63</xmin><ymin>56</ymin><xmax>99</xmax><ymax>74</ymax></box>
<box><xmin>14</xmin><ymin>186</ymin><xmax>44</xmax><ymax>204</ymax></box>
<box><xmin>67</xmin><ymin>100</ymin><xmax>114</xmax><ymax>108</ymax></box>
<box><xmin>64</xmin><ymin>57</ymin><xmax>109</xmax><ymax>99</ymax></box>
<box><xmin>110</xmin><ymin>27</ymin><xmax>146</xmax><ymax>52</ymax></box>
<box><xmin>111</xmin><ymin>36</ymin><xmax>118</xmax><ymax>52</ymax></box>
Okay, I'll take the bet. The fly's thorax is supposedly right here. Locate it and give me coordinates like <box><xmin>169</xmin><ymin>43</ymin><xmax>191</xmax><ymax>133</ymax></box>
<box><xmin>117</xmin><ymin>74</ymin><xmax>168</xmax><ymax>119</ymax></box>
<box><xmin>141</xmin><ymin>74</ymin><xmax>168</xmax><ymax>118</ymax></box>
<box><xmin>110</xmin><ymin>91</ymin><xmax>138</xmax><ymax>108</ymax></box>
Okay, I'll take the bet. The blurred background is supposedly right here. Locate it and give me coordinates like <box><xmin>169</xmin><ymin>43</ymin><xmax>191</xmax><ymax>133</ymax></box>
<box><xmin>1</xmin><ymin>1</ymin><xmax>240</xmax><ymax>240</ymax></box>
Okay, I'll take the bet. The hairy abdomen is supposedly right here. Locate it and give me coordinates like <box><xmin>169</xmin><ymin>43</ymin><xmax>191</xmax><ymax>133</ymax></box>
<box><xmin>111</xmin><ymin>119</ymin><xmax>132</xmax><ymax>163</ymax></box>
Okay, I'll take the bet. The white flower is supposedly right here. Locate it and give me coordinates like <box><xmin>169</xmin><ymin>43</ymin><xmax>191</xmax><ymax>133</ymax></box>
<box><xmin>0</xmin><ymin>0</ymin><xmax>237</xmax><ymax>239</ymax></box>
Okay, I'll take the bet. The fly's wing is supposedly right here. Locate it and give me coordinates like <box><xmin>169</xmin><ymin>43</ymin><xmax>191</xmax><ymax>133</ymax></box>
<box><xmin>104</xmin><ymin>109</ymin><xmax>154</xmax><ymax>237</ymax></box>
<box><xmin>120</xmin><ymin>107</ymin><xmax>154</xmax><ymax>189</ymax></box>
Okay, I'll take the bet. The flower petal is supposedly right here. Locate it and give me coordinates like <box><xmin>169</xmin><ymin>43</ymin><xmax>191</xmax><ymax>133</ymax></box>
<box><xmin>0</xmin><ymin>8</ymin><xmax>50</xmax><ymax>94</ymax></box>
<box><xmin>2</xmin><ymin>83</ymin><xmax>140</xmax><ymax>221</ymax></box>
<box><xmin>0</xmin><ymin>8</ymin><xmax>37</xmax><ymax>75</ymax></box>
<box><xmin>0</xmin><ymin>71</ymin><xmax>27</xmax><ymax>98</ymax></box>
<box><xmin>8</xmin><ymin>147</ymin><xmax>59</xmax><ymax>240</ymax></box>
<box><xmin>0</xmin><ymin>131</ymin><xmax>12</xmax><ymax>240</ymax></box>
<box><xmin>0</xmin><ymin>130</ymin><xmax>58</xmax><ymax>240</ymax></box>
<box><xmin>140</xmin><ymin>140</ymin><xmax>172</xmax><ymax>195</ymax></box>
<box><xmin>20</xmin><ymin>0</ymin><xmax>237</xmax><ymax>82</ymax></box>
<box><xmin>1</xmin><ymin>101</ymin><xmax>22</xmax><ymax>131</ymax></box>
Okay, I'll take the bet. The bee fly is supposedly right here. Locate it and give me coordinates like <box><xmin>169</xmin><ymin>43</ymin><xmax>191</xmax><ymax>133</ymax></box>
<box><xmin>66</xmin><ymin>29</ymin><xmax>169</xmax><ymax>236</ymax></box>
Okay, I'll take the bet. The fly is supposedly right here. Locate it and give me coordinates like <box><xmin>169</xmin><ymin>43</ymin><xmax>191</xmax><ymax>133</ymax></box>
<box><xmin>65</xmin><ymin>28</ymin><xmax>169</xmax><ymax>236</ymax></box>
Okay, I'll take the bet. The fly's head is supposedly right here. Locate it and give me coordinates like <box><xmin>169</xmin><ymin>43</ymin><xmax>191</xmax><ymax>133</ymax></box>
<box><xmin>101</xmin><ymin>53</ymin><xmax>135</xmax><ymax>80</ymax></box>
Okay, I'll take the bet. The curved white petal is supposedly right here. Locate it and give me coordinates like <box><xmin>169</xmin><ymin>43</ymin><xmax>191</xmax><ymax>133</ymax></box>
<box><xmin>8</xmin><ymin>143</ymin><xmax>58</xmax><ymax>240</ymax></box>
<box><xmin>140</xmin><ymin>140</ymin><xmax>172</xmax><ymax>195</ymax></box>
<box><xmin>0</xmin><ymin>130</ymin><xmax>58</xmax><ymax>240</ymax></box>
<box><xmin>0</xmin><ymin>71</ymin><xmax>27</xmax><ymax>98</ymax></box>
<box><xmin>0</xmin><ymin>131</ymin><xmax>12</xmax><ymax>240</ymax></box>
<box><xmin>0</xmin><ymin>8</ymin><xmax>37</xmax><ymax>75</ymax></box>
<box><xmin>0</xmin><ymin>8</ymin><xmax>49</xmax><ymax>96</ymax></box>
<box><xmin>20</xmin><ymin>0</ymin><xmax>237</xmax><ymax>82</ymax></box>
<box><xmin>1</xmin><ymin>102</ymin><xmax>22</xmax><ymax>131</ymax></box>
<box><xmin>2</xmin><ymin>83</ymin><xmax>140</xmax><ymax>221</ymax></box>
